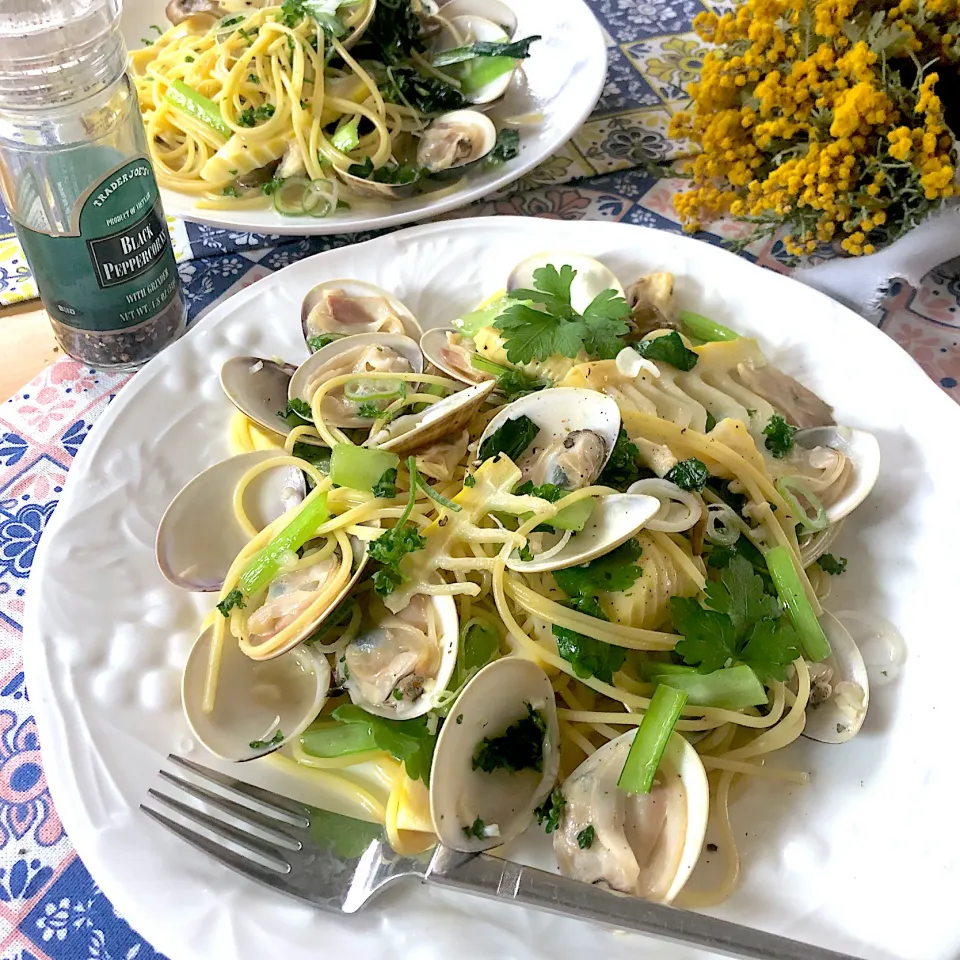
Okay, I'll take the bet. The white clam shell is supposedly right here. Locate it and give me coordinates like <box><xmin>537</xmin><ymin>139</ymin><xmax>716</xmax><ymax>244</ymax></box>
<box><xmin>507</xmin><ymin>252</ymin><xmax>625</xmax><ymax>315</ymax></box>
<box><xmin>794</xmin><ymin>425</ymin><xmax>880</xmax><ymax>524</ymax></box>
<box><xmin>504</xmin><ymin>493</ymin><xmax>660</xmax><ymax>573</ymax></box>
<box><xmin>419</xmin><ymin>327</ymin><xmax>490</xmax><ymax>386</ymax></box>
<box><xmin>340</xmin><ymin>0</ymin><xmax>376</xmax><ymax>49</ymax></box>
<box><xmin>416</xmin><ymin>110</ymin><xmax>498</xmax><ymax>175</ymax></box>
<box><xmin>156</xmin><ymin>452</ymin><xmax>305</xmax><ymax>592</ymax></box>
<box><xmin>436</xmin><ymin>0</ymin><xmax>518</xmax><ymax>36</ymax></box>
<box><xmin>182</xmin><ymin>624</ymin><xmax>330</xmax><ymax>762</ymax></box>
<box><xmin>803</xmin><ymin>611</ymin><xmax>870</xmax><ymax>744</ymax></box>
<box><xmin>288</xmin><ymin>332</ymin><xmax>424</xmax><ymax>427</ymax></box>
<box><xmin>430</xmin><ymin>658</ymin><xmax>560</xmax><ymax>851</ymax></box>
<box><xmin>301</xmin><ymin>279</ymin><xmax>422</xmax><ymax>345</ymax></box>
<box><xmin>554</xmin><ymin>730</ymin><xmax>709</xmax><ymax>903</ymax></box>
<box><xmin>220</xmin><ymin>356</ymin><xmax>297</xmax><ymax>437</ymax></box>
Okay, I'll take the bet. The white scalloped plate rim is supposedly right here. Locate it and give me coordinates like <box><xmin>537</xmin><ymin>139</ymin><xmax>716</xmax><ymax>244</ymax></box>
<box><xmin>120</xmin><ymin>0</ymin><xmax>606</xmax><ymax>235</ymax></box>
<box><xmin>23</xmin><ymin>217</ymin><xmax>960</xmax><ymax>960</ymax></box>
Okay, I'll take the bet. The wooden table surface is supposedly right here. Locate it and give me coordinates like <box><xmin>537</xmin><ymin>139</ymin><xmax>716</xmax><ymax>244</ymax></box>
<box><xmin>0</xmin><ymin>301</ymin><xmax>62</xmax><ymax>401</ymax></box>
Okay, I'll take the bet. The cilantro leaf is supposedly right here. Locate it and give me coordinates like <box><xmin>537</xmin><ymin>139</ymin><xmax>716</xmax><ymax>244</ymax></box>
<box><xmin>671</xmin><ymin>597</ymin><xmax>737</xmax><ymax>673</ymax></box>
<box><xmin>346</xmin><ymin>155</ymin><xmax>424</xmax><ymax>186</ymax></box>
<box><xmin>636</xmin><ymin>332</ymin><xmax>699</xmax><ymax>371</ymax></box>
<box><xmin>357</xmin><ymin>400</ymin><xmax>387</xmax><ymax>420</ymax></box>
<box><xmin>372</xmin><ymin>467</ymin><xmax>398</xmax><ymax>499</ymax></box>
<box><xmin>512</xmin><ymin>264</ymin><xmax>577</xmax><ymax>313</ymax></box>
<box><xmin>762</xmin><ymin>414</ymin><xmax>796</xmax><ymax>458</ymax></box>
<box><xmin>664</xmin><ymin>457</ymin><xmax>709</xmax><ymax>492</ymax></box>
<box><xmin>739</xmin><ymin>618</ymin><xmax>800</xmax><ymax>682</ymax></box>
<box><xmin>597</xmin><ymin>427</ymin><xmax>652</xmax><ymax>490</ymax></box>
<box><xmin>553</xmin><ymin>540</ymin><xmax>644</xmax><ymax>599</ymax></box>
<box><xmin>472</xmin><ymin>703</ymin><xmax>547</xmax><ymax>773</ymax></box>
<box><xmin>577</xmin><ymin>825</ymin><xmax>595</xmax><ymax>849</ymax></box>
<box><xmin>553</xmin><ymin>625</ymin><xmax>627</xmax><ymax>683</ymax></box>
<box><xmin>478</xmin><ymin>414</ymin><xmax>539</xmax><ymax>462</ymax></box>
<box><xmin>332</xmin><ymin>704</ymin><xmax>436</xmax><ymax>782</ymax></box>
<box><xmin>534</xmin><ymin>787</ymin><xmax>565</xmax><ymax>833</ymax></box>
<box><xmin>817</xmin><ymin>553</ymin><xmax>848</xmax><ymax>576</ymax></box>
<box><xmin>217</xmin><ymin>588</ymin><xmax>245</xmax><ymax>618</ymax></box>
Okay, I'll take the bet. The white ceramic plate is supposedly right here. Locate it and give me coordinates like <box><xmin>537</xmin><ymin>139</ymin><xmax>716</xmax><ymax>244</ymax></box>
<box><xmin>120</xmin><ymin>0</ymin><xmax>605</xmax><ymax>235</ymax></box>
<box><xmin>23</xmin><ymin>217</ymin><xmax>960</xmax><ymax>960</ymax></box>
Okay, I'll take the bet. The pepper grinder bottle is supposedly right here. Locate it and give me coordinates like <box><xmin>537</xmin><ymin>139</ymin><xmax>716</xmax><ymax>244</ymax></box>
<box><xmin>0</xmin><ymin>0</ymin><xmax>186</xmax><ymax>370</ymax></box>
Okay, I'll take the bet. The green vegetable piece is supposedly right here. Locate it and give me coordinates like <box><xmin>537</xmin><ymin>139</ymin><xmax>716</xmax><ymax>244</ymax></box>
<box><xmin>368</xmin><ymin>458</ymin><xmax>427</xmax><ymax>597</ymax></box>
<box><xmin>432</xmin><ymin>35</ymin><xmax>540</xmax><ymax>67</ymax></box>
<box><xmin>639</xmin><ymin>662</ymin><xmax>767</xmax><ymax>710</ymax></box>
<box><xmin>485</xmin><ymin>129</ymin><xmax>520</xmax><ymax>168</ymax></box>
<box><xmin>576</xmin><ymin>825</ymin><xmax>595</xmax><ymax>849</ymax></box>
<box><xmin>332</xmin><ymin>703</ymin><xmax>437</xmax><ymax>782</ymax></box>
<box><xmin>762</xmin><ymin>414</ymin><xmax>796</xmax><ymax>458</ymax></box>
<box><xmin>617</xmin><ymin>684</ymin><xmax>687</xmax><ymax>795</ymax></box>
<box><xmin>456</xmin><ymin>296</ymin><xmax>511</xmax><ymax>337</ymax></box>
<box><xmin>346</xmin><ymin>155</ymin><xmax>424</xmax><ymax>186</ymax></box>
<box><xmin>636</xmin><ymin>332</ymin><xmax>699</xmax><ymax>371</ymax></box>
<box><xmin>331</xmin><ymin>116</ymin><xmax>361</xmax><ymax>152</ymax></box>
<box><xmin>237</xmin><ymin>102</ymin><xmax>276</xmax><ymax>127</ymax></box>
<box><xmin>478</xmin><ymin>414</ymin><xmax>539</xmax><ymax>463</ymax></box>
<box><xmin>765</xmin><ymin>545</ymin><xmax>831</xmax><ymax>662</ymax></box>
<box><xmin>553</xmin><ymin>625</ymin><xmax>627</xmax><ymax>683</ymax></box>
<box><xmin>299</xmin><ymin>720</ymin><xmax>378</xmax><ymax>758</ymax></box>
<box><xmin>306</xmin><ymin>332</ymin><xmax>342</xmax><ymax>352</ymax></box>
<box><xmin>664</xmin><ymin>457</ymin><xmax>709</xmax><ymax>492</ymax></box>
<box><xmin>249</xmin><ymin>729</ymin><xmax>284</xmax><ymax>749</ymax></box>
<box><xmin>237</xmin><ymin>492</ymin><xmax>329</xmax><ymax>597</ymax></box>
<box><xmin>280</xmin><ymin>397</ymin><xmax>314</xmax><ymax>428</ymax></box>
<box><xmin>217</xmin><ymin>588</ymin><xmax>245</xmax><ymax>618</ymax></box>
<box><xmin>449</xmin><ymin>620</ymin><xmax>500</xmax><ymax>693</ymax></box>
<box><xmin>553</xmin><ymin>540</ymin><xmax>644</xmax><ymax>600</ymax></box>
<box><xmin>464</xmin><ymin>816</ymin><xmax>487</xmax><ymax>840</ymax></box>
<box><xmin>534</xmin><ymin>787</ymin><xmax>565</xmax><ymax>833</ymax></box>
<box><xmin>597</xmin><ymin>427</ymin><xmax>651</xmax><ymax>491</ymax></box>
<box><xmin>463</xmin><ymin>473</ymin><xmax>477</xmax><ymax>488</ymax></box>
<box><xmin>470</xmin><ymin>355</ymin><xmax>547</xmax><ymax>401</ymax></box>
<box><xmin>472</xmin><ymin>703</ymin><xmax>546</xmax><ymax>773</ymax></box>
<box><xmin>164</xmin><ymin>80</ymin><xmax>230</xmax><ymax>136</ymax></box>
<box><xmin>292</xmin><ymin>441</ymin><xmax>331</xmax><ymax>478</ymax></box>
<box><xmin>817</xmin><ymin>553</ymin><xmax>848</xmax><ymax>576</ymax></box>
<box><xmin>678</xmin><ymin>309</ymin><xmax>740</xmax><ymax>342</ymax></box>
<box><xmin>330</xmin><ymin>444</ymin><xmax>399</xmax><ymax>492</ymax></box>
<box><xmin>372</xmin><ymin>467</ymin><xmax>398</xmax><ymax>499</ymax></box>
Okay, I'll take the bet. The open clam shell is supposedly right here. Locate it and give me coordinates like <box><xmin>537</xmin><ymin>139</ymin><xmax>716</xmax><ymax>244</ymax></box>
<box><xmin>508</xmin><ymin>253</ymin><xmax>625</xmax><ymax>315</ymax></box>
<box><xmin>340</xmin><ymin>0</ymin><xmax>377</xmax><ymax>49</ymax></box>
<box><xmin>554</xmin><ymin>730</ymin><xmax>709</xmax><ymax>904</ymax></box>
<box><xmin>416</xmin><ymin>110</ymin><xmax>498</xmax><ymax>177</ymax></box>
<box><xmin>220</xmin><ymin>357</ymin><xmax>297</xmax><ymax>437</ymax></box>
<box><xmin>420</xmin><ymin>327</ymin><xmax>490</xmax><ymax>385</ymax></box>
<box><xmin>434</xmin><ymin>0</ymin><xmax>518</xmax><ymax>36</ymax></box>
<box><xmin>370</xmin><ymin>379</ymin><xmax>496</xmax><ymax>455</ymax></box>
<box><xmin>339</xmin><ymin>593</ymin><xmax>459</xmax><ymax>720</ymax></box>
<box><xmin>477</xmin><ymin>387</ymin><xmax>621</xmax><ymax>488</ymax></box>
<box><xmin>182</xmin><ymin>624</ymin><xmax>330</xmax><ymax>763</ymax></box>
<box><xmin>430</xmin><ymin>658</ymin><xmax>560</xmax><ymax>851</ymax></box>
<box><xmin>793</xmin><ymin>425</ymin><xmax>880</xmax><ymax>524</ymax></box>
<box><xmin>157</xmin><ymin>451</ymin><xmax>306</xmax><ymax>592</ymax></box>
<box><xmin>288</xmin><ymin>332</ymin><xmax>424</xmax><ymax>428</ymax></box>
<box><xmin>803</xmin><ymin>611</ymin><xmax>870</xmax><ymax>744</ymax></box>
<box><xmin>301</xmin><ymin>279</ymin><xmax>422</xmax><ymax>347</ymax></box>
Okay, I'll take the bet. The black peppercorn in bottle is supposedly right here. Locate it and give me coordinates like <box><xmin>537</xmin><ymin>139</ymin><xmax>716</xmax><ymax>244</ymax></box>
<box><xmin>0</xmin><ymin>0</ymin><xmax>186</xmax><ymax>370</ymax></box>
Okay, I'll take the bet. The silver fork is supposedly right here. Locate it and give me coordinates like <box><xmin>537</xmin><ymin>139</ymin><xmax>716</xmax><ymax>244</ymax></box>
<box><xmin>143</xmin><ymin>756</ymin><xmax>865</xmax><ymax>960</ymax></box>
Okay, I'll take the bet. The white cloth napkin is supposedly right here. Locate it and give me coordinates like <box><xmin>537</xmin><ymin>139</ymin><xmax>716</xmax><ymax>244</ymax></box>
<box><xmin>793</xmin><ymin>203</ymin><xmax>960</xmax><ymax>317</ymax></box>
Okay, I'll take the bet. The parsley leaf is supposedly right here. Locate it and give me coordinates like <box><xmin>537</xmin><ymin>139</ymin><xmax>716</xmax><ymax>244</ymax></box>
<box><xmin>217</xmin><ymin>588</ymin><xmax>245</xmax><ymax>618</ymax></box>
<box><xmin>464</xmin><ymin>817</ymin><xmax>487</xmax><ymax>840</ymax></box>
<box><xmin>372</xmin><ymin>467</ymin><xmax>398</xmax><ymax>498</ymax></box>
<box><xmin>472</xmin><ymin>703</ymin><xmax>546</xmax><ymax>774</ymax></box>
<box><xmin>636</xmin><ymin>332</ymin><xmax>699</xmax><ymax>371</ymax></box>
<box><xmin>237</xmin><ymin>102</ymin><xmax>276</xmax><ymax>127</ymax></box>
<box><xmin>553</xmin><ymin>625</ymin><xmax>627</xmax><ymax>683</ymax></box>
<box><xmin>332</xmin><ymin>704</ymin><xmax>436</xmax><ymax>782</ymax></box>
<box><xmin>494</xmin><ymin>263</ymin><xmax>630</xmax><ymax>364</ymax></box>
<box><xmin>463</xmin><ymin>473</ymin><xmax>477</xmax><ymax>487</ymax></box>
<box><xmin>292</xmin><ymin>441</ymin><xmax>331</xmax><ymax>478</ymax></box>
<box><xmin>817</xmin><ymin>553</ymin><xmax>848</xmax><ymax>576</ymax></box>
<box><xmin>553</xmin><ymin>540</ymin><xmax>644</xmax><ymax>599</ymax></box>
<box><xmin>577</xmin><ymin>825</ymin><xmax>595</xmax><ymax>849</ymax></box>
<box><xmin>222</xmin><ymin>186</ymin><xmax>239</xmax><ymax>198</ymax></box>
<box><xmin>762</xmin><ymin>414</ymin><xmax>796</xmax><ymax>458</ymax></box>
<box><xmin>306</xmin><ymin>332</ymin><xmax>343</xmax><ymax>352</ymax></box>
<box><xmin>495</xmin><ymin>365</ymin><xmax>548</xmax><ymax>403</ymax></box>
<box><xmin>478</xmin><ymin>414</ymin><xmax>539</xmax><ymax>462</ymax></box>
<box><xmin>357</xmin><ymin>400</ymin><xmax>388</xmax><ymax>420</ymax></box>
<box><xmin>597</xmin><ymin>427</ymin><xmax>652</xmax><ymax>491</ymax></box>
<box><xmin>368</xmin><ymin>457</ymin><xmax>427</xmax><ymax>596</ymax></box>
<box><xmin>664</xmin><ymin>457</ymin><xmax>709</xmax><ymax>492</ymax></box>
<box><xmin>485</xmin><ymin>128</ymin><xmax>520</xmax><ymax>168</ymax></box>
<box><xmin>280</xmin><ymin>398</ymin><xmax>313</xmax><ymax>428</ymax></box>
<box><xmin>261</xmin><ymin>177</ymin><xmax>285</xmax><ymax>197</ymax></box>
<box><xmin>534</xmin><ymin>788</ymin><xmax>565</xmax><ymax>833</ymax></box>
<box><xmin>249</xmin><ymin>729</ymin><xmax>283</xmax><ymax>749</ymax></box>
<box><xmin>670</xmin><ymin>599</ymin><xmax>738</xmax><ymax>673</ymax></box>
<box><xmin>347</xmin><ymin>155</ymin><xmax>423</xmax><ymax>186</ymax></box>
<box><xmin>513</xmin><ymin>480</ymin><xmax>565</xmax><ymax>502</ymax></box>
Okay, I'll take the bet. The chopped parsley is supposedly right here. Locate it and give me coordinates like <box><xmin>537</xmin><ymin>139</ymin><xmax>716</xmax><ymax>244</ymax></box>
<box><xmin>346</xmin><ymin>155</ymin><xmax>423</xmax><ymax>186</ymax></box>
<box><xmin>478</xmin><ymin>414</ymin><xmax>539</xmax><ymax>463</ymax></box>
<box><xmin>762</xmin><ymin>414</ymin><xmax>796</xmax><ymax>458</ymax></box>
<box><xmin>217</xmin><ymin>588</ymin><xmax>245</xmax><ymax>618</ymax></box>
<box><xmin>279</xmin><ymin>397</ymin><xmax>313</xmax><ymax>428</ymax></box>
<box><xmin>484</xmin><ymin>128</ymin><xmax>521</xmax><ymax>168</ymax></box>
<box><xmin>554</xmin><ymin>540</ymin><xmax>644</xmax><ymax>601</ymax></box>
<box><xmin>817</xmin><ymin>553</ymin><xmax>848</xmax><ymax>576</ymax></box>
<box><xmin>248</xmin><ymin>73</ymin><xmax>259</xmax><ymax>83</ymax></box>
<box><xmin>597</xmin><ymin>427</ymin><xmax>651</xmax><ymax>490</ymax></box>
<box><xmin>670</xmin><ymin>555</ymin><xmax>800</xmax><ymax>682</ymax></box>
<box><xmin>576</xmin><ymin>825</ymin><xmax>596</xmax><ymax>849</ymax></box>
<box><xmin>495</xmin><ymin>365</ymin><xmax>547</xmax><ymax>402</ymax></box>
<box><xmin>472</xmin><ymin>703</ymin><xmax>547</xmax><ymax>774</ymax></box>
<box><xmin>463</xmin><ymin>816</ymin><xmax>487</xmax><ymax>840</ymax></box>
<box><xmin>463</xmin><ymin>473</ymin><xmax>477</xmax><ymax>487</ymax></box>
<box><xmin>261</xmin><ymin>177</ymin><xmax>285</xmax><ymax>197</ymax></box>
<box><xmin>372</xmin><ymin>467</ymin><xmax>398</xmax><ymax>499</ymax></box>
<box><xmin>513</xmin><ymin>480</ymin><xmax>565</xmax><ymax>502</ymax></box>
<box><xmin>495</xmin><ymin>263</ymin><xmax>631</xmax><ymax>364</ymax></box>
<box><xmin>382</xmin><ymin>65</ymin><xmax>468</xmax><ymax>113</ymax></box>
<box><xmin>249</xmin><ymin>729</ymin><xmax>283</xmax><ymax>749</ymax></box>
<box><xmin>357</xmin><ymin>400</ymin><xmax>388</xmax><ymax>420</ymax></box>
<box><xmin>635</xmin><ymin>331</ymin><xmax>699</xmax><ymax>371</ymax></box>
<box><xmin>332</xmin><ymin>703</ymin><xmax>436</xmax><ymax>782</ymax></box>
<box><xmin>306</xmin><ymin>332</ymin><xmax>342</xmax><ymax>352</ymax></box>
<box><xmin>534</xmin><ymin>788</ymin><xmax>566</xmax><ymax>834</ymax></box>
<box><xmin>185</xmin><ymin>55</ymin><xmax>195</xmax><ymax>63</ymax></box>
<box><xmin>222</xmin><ymin>186</ymin><xmax>240</xmax><ymax>198</ymax></box>
<box><xmin>368</xmin><ymin>457</ymin><xmax>427</xmax><ymax>596</ymax></box>
<box><xmin>664</xmin><ymin>457</ymin><xmax>709</xmax><ymax>492</ymax></box>
<box><xmin>236</xmin><ymin>102</ymin><xmax>276</xmax><ymax>127</ymax></box>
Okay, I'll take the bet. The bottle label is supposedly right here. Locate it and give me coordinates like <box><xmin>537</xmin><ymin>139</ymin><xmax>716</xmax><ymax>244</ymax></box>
<box><xmin>13</xmin><ymin>156</ymin><xmax>180</xmax><ymax>334</ymax></box>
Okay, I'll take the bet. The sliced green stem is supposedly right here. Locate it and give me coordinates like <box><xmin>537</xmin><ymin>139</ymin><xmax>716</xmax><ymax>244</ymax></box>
<box><xmin>299</xmin><ymin>721</ymin><xmax>377</xmax><ymax>758</ymax></box>
<box><xmin>330</xmin><ymin>445</ymin><xmax>399</xmax><ymax>492</ymax></box>
<box><xmin>617</xmin><ymin>684</ymin><xmax>687</xmax><ymax>795</ymax></box>
<box><xmin>765</xmin><ymin>545</ymin><xmax>831</xmax><ymax>661</ymax></box>
<box><xmin>165</xmin><ymin>80</ymin><xmax>230</xmax><ymax>137</ymax></box>
<box><xmin>678</xmin><ymin>309</ymin><xmax>740</xmax><ymax>343</ymax></box>
<box><xmin>639</xmin><ymin>663</ymin><xmax>767</xmax><ymax>710</ymax></box>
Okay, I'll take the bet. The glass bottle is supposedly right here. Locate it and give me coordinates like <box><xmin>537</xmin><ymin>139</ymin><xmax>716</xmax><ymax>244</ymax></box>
<box><xmin>0</xmin><ymin>0</ymin><xmax>186</xmax><ymax>370</ymax></box>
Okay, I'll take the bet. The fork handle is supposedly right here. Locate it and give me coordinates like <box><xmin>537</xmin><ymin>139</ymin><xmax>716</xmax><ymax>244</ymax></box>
<box><xmin>424</xmin><ymin>847</ymin><xmax>865</xmax><ymax>960</ymax></box>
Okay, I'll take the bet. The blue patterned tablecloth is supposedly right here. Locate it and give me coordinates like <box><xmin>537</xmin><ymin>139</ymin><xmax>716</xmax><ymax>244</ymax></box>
<box><xmin>1</xmin><ymin>1</ymin><xmax>960</xmax><ymax>959</ymax></box>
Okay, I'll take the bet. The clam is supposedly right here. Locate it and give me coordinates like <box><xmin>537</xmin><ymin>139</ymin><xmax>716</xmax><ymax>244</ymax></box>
<box><xmin>220</xmin><ymin>356</ymin><xmax>297</xmax><ymax>437</ymax></box>
<box><xmin>791</xmin><ymin>426</ymin><xmax>880</xmax><ymax>524</ymax></box>
<box><xmin>433</xmin><ymin>15</ymin><xmax>518</xmax><ymax>104</ymax></box>
<box><xmin>338</xmin><ymin>594</ymin><xmax>459</xmax><ymax>720</ymax></box>
<box><xmin>301</xmin><ymin>279</ymin><xmax>422</xmax><ymax>348</ymax></box>
<box><xmin>288</xmin><ymin>332</ymin><xmax>424</xmax><ymax>428</ymax></box>
<box><xmin>433</xmin><ymin>0</ymin><xmax>518</xmax><ymax>37</ymax></box>
<box><xmin>477</xmin><ymin>388</ymin><xmax>621</xmax><ymax>488</ymax></box>
<box><xmin>430</xmin><ymin>658</ymin><xmax>560</xmax><ymax>851</ymax></box>
<box><xmin>625</xmin><ymin>272</ymin><xmax>678</xmax><ymax>338</ymax></box>
<box><xmin>182</xmin><ymin>623</ymin><xmax>330</xmax><ymax>762</ymax></box>
<box><xmin>507</xmin><ymin>253</ymin><xmax>625</xmax><ymax>315</ymax></box>
<box><xmin>340</xmin><ymin>0</ymin><xmax>377</xmax><ymax>50</ymax></box>
<box><xmin>420</xmin><ymin>327</ymin><xmax>490</xmax><ymax>385</ymax></box>
<box><xmin>157</xmin><ymin>451</ymin><xmax>306</xmax><ymax>592</ymax></box>
<box><xmin>335</xmin><ymin>165</ymin><xmax>424</xmax><ymax>202</ymax></box>
<box><xmin>554</xmin><ymin>730</ymin><xmax>709</xmax><ymax>904</ymax></box>
<box><xmin>369</xmin><ymin>379</ymin><xmax>496</xmax><ymax>455</ymax></box>
<box><xmin>416</xmin><ymin>110</ymin><xmax>497</xmax><ymax>177</ymax></box>
<box><xmin>803</xmin><ymin>611</ymin><xmax>870</xmax><ymax>744</ymax></box>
